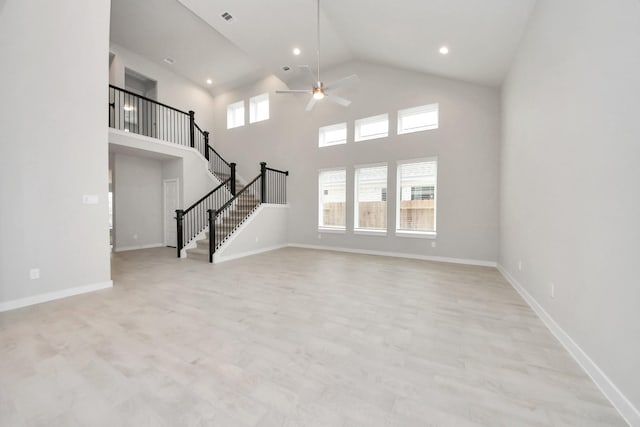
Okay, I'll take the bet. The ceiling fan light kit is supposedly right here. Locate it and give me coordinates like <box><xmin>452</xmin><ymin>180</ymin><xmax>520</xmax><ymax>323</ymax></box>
<box><xmin>276</xmin><ymin>0</ymin><xmax>358</xmax><ymax>111</ymax></box>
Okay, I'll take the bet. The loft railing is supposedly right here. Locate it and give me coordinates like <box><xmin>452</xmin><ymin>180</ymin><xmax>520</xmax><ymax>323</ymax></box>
<box><xmin>175</xmin><ymin>178</ymin><xmax>234</xmax><ymax>258</ymax></box>
<box><xmin>205</xmin><ymin>162</ymin><xmax>289</xmax><ymax>262</ymax></box>
<box><xmin>108</xmin><ymin>85</ymin><xmax>236</xmax><ymax>183</ymax></box>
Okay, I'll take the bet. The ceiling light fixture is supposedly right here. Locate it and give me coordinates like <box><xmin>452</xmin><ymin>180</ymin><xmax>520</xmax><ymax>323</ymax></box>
<box><xmin>206</xmin><ymin>79</ymin><xmax>213</xmax><ymax>85</ymax></box>
<box><xmin>312</xmin><ymin>85</ymin><xmax>325</xmax><ymax>100</ymax></box>
<box><xmin>293</xmin><ymin>47</ymin><xmax>301</xmax><ymax>56</ymax></box>
<box><xmin>439</xmin><ymin>46</ymin><xmax>449</xmax><ymax>55</ymax></box>
<box><xmin>275</xmin><ymin>0</ymin><xmax>359</xmax><ymax>111</ymax></box>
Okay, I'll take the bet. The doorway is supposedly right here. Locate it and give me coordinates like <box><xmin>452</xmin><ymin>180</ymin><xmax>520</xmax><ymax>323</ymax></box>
<box><xmin>124</xmin><ymin>68</ymin><xmax>158</xmax><ymax>137</ymax></box>
<box><xmin>163</xmin><ymin>179</ymin><xmax>179</xmax><ymax>247</ymax></box>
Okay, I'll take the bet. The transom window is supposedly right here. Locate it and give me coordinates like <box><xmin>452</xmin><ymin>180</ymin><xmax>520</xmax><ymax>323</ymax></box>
<box><xmin>397</xmin><ymin>104</ymin><xmax>439</xmax><ymax>135</ymax></box>
<box><xmin>226</xmin><ymin>100</ymin><xmax>244</xmax><ymax>129</ymax></box>
<box><xmin>249</xmin><ymin>93</ymin><xmax>269</xmax><ymax>123</ymax></box>
<box><xmin>355</xmin><ymin>114</ymin><xmax>389</xmax><ymax>142</ymax></box>
<box><xmin>319</xmin><ymin>123</ymin><xmax>347</xmax><ymax>147</ymax></box>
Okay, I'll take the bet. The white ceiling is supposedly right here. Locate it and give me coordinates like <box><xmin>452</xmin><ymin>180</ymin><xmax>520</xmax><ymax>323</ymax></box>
<box><xmin>110</xmin><ymin>0</ymin><xmax>537</xmax><ymax>93</ymax></box>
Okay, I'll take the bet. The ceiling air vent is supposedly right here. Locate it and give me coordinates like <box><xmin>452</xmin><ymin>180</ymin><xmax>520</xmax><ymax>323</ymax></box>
<box><xmin>282</xmin><ymin>66</ymin><xmax>291</xmax><ymax>72</ymax></box>
<box><xmin>221</xmin><ymin>12</ymin><xmax>234</xmax><ymax>22</ymax></box>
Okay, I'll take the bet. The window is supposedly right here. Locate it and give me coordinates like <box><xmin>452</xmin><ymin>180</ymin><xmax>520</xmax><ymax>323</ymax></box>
<box><xmin>397</xmin><ymin>159</ymin><xmax>437</xmax><ymax>234</ymax></box>
<box><xmin>411</xmin><ymin>186</ymin><xmax>434</xmax><ymax>200</ymax></box>
<box><xmin>355</xmin><ymin>114</ymin><xmax>388</xmax><ymax>142</ymax></box>
<box><xmin>227</xmin><ymin>100</ymin><xmax>244</xmax><ymax>129</ymax></box>
<box><xmin>318</xmin><ymin>169</ymin><xmax>346</xmax><ymax>230</ymax></box>
<box><xmin>354</xmin><ymin>165</ymin><xmax>388</xmax><ymax>232</ymax></box>
<box><xmin>397</xmin><ymin>103</ymin><xmax>439</xmax><ymax>135</ymax></box>
<box><xmin>249</xmin><ymin>93</ymin><xmax>269</xmax><ymax>123</ymax></box>
<box><xmin>319</xmin><ymin>123</ymin><xmax>347</xmax><ymax>147</ymax></box>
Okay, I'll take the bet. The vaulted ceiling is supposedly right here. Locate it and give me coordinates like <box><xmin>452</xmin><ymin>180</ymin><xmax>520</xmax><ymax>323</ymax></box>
<box><xmin>110</xmin><ymin>0</ymin><xmax>537</xmax><ymax>94</ymax></box>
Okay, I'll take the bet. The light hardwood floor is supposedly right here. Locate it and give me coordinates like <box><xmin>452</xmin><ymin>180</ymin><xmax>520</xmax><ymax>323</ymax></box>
<box><xmin>0</xmin><ymin>247</ymin><xmax>626</xmax><ymax>426</ymax></box>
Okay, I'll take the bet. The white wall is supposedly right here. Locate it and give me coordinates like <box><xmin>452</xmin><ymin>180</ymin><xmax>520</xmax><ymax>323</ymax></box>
<box><xmin>109</xmin><ymin>43</ymin><xmax>216</xmax><ymax>133</ymax></box>
<box><xmin>212</xmin><ymin>62</ymin><xmax>501</xmax><ymax>263</ymax></box>
<box><xmin>109</xmin><ymin>130</ymin><xmax>218</xmax><ymax>207</ymax></box>
<box><xmin>0</xmin><ymin>0</ymin><xmax>112</xmax><ymax>308</ymax></box>
<box><xmin>215</xmin><ymin>205</ymin><xmax>289</xmax><ymax>263</ymax></box>
<box><xmin>113</xmin><ymin>154</ymin><xmax>163</xmax><ymax>251</ymax></box>
<box><xmin>500</xmin><ymin>0</ymin><xmax>640</xmax><ymax>422</ymax></box>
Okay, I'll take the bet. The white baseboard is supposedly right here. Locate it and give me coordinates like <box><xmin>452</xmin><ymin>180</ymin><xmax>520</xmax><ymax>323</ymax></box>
<box><xmin>288</xmin><ymin>243</ymin><xmax>497</xmax><ymax>267</ymax></box>
<box><xmin>0</xmin><ymin>281</ymin><xmax>113</xmax><ymax>313</ymax></box>
<box><xmin>497</xmin><ymin>264</ymin><xmax>639</xmax><ymax>427</ymax></box>
<box><xmin>214</xmin><ymin>244</ymin><xmax>288</xmax><ymax>264</ymax></box>
<box><xmin>115</xmin><ymin>243</ymin><xmax>164</xmax><ymax>252</ymax></box>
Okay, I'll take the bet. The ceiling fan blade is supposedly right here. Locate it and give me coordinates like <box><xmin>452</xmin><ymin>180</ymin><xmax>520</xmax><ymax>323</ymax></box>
<box><xmin>276</xmin><ymin>89</ymin><xmax>311</xmax><ymax>94</ymax></box>
<box><xmin>325</xmin><ymin>93</ymin><xmax>351</xmax><ymax>107</ymax></box>
<box><xmin>324</xmin><ymin>74</ymin><xmax>359</xmax><ymax>91</ymax></box>
<box><xmin>299</xmin><ymin>65</ymin><xmax>318</xmax><ymax>86</ymax></box>
<box><xmin>305</xmin><ymin>97</ymin><xmax>318</xmax><ymax>111</ymax></box>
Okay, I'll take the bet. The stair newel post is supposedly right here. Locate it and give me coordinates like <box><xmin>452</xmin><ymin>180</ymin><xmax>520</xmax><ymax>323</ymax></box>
<box><xmin>260</xmin><ymin>162</ymin><xmax>267</xmax><ymax>204</ymax></box>
<box><xmin>188</xmin><ymin>110</ymin><xmax>195</xmax><ymax>148</ymax></box>
<box><xmin>230</xmin><ymin>162</ymin><xmax>237</xmax><ymax>196</ymax></box>
<box><xmin>207</xmin><ymin>209</ymin><xmax>215</xmax><ymax>263</ymax></box>
<box><xmin>203</xmin><ymin>131</ymin><xmax>210</xmax><ymax>160</ymax></box>
<box><xmin>175</xmin><ymin>209</ymin><xmax>184</xmax><ymax>258</ymax></box>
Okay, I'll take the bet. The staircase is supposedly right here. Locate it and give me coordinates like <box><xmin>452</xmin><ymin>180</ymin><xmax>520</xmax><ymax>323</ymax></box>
<box><xmin>108</xmin><ymin>84</ymin><xmax>288</xmax><ymax>263</ymax></box>
<box><xmin>184</xmin><ymin>178</ymin><xmax>258</xmax><ymax>261</ymax></box>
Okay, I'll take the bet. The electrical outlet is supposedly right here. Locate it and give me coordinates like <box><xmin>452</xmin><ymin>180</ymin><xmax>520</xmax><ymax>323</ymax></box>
<box><xmin>431</xmin><ymin>241</ymin><xmax>436</xmax><ymax>248</ymax></box>
<box><xmin>29</xmin><ymin>268</ymin><xmax>40</xmax><ymax>280</ymax></box>
<box><xmin>517</xmin><ymin>260</ymin><xmax>522</xmax><ymax>271</ymax></box>
<box><xmin>550</xmin><ymin>282</ymin><xmax>555</xmax><ymax>298</ymax></box>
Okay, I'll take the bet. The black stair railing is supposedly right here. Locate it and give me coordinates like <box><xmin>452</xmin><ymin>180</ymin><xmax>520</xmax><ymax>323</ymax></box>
<box><xmin>108</xmin><ymin>85</ymin><xmax>226</xmax><ymax>179</ymax></box>
<box><xmin>262</xmin><ymin>162</ymin><xmax>289</xmax><ymax>204</ymax></box>
<box><xmin>206</xmin><ymin>162</ymin><xmax>289</xmax><ymax>262</ymax></box>
<box><xmin>175</xmin><ymin>178</ymin><xmax>234</xmax><ymax>258</ymax></box>
<box><xmin>207</xmin><ymin>146</ymin><xmax>236</xmax><ymax>195</ymax></box>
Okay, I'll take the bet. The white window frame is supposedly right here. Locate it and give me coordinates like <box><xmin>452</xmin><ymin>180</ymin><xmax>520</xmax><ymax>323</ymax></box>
<box><xmin>355</xmin><ymin>114</ymin><xmax>389</xmax><ymax>142</ymax></box>
<box><xmin>227</xmin><ymin>100</ymin><xmax>245</xmax><ymax>129</ymax></box>
<box><xmin>354</xmin><ymin>162</ymin><xmax>388</xmax><ymax>235</ymax></box>
<box><xmin>397</xmin><ymin>103</ymin><xmax>439</xmax><ymax>135</ymax></box>
<box><xmin>395</xmin><ymin>157</ymin><xmax>438</xmax><ymax>238</ymax></box>
<box><xmin>318</xmin><ymin>122</ymin><xmax>347</xmax><ymax>147</ymax></box>
<box><xmin>249</xmin><ymin>93</ymin><xmax>269</xmax><ymax>124</ymax></box>
<box><xmin>318</xmin><ymin>168</ymin><xmax>347</xmax><ymax>232</ymax></box>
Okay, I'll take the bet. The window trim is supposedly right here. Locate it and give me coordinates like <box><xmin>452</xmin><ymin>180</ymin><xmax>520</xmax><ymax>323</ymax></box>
<box><xmin>249</xmin><ymin>93</ymin><xmax>269</xmax><ymax>124</ymax></box>
<box><xmin>397</xmin><ymin>103</ymin><xmax>439</xmax><ymax>135</ymax></box>
<box><xmin>318</xmin><ymin>122</ymin><xmax>348</xmax><ymax>147</ymax></box>
<box><xmin>226</xmin><ymin>100</ymin><xmax>245</xmax><ymax>129</ymax></box>
<box><xmin>396</xmin><ymin>157</ymin><xmax>438</xmax><ymax>236</ymax></box>
<box><xmin>318</xmin><ymin>167</ymin><xmax>347</xmax><ymax>231</ymax></box>
<box><xmin>354</xmin><ymin>162</ymin><xmax>388</xmax><ymax>233</ymax></box>
<box><xmin>354</xmin><ymin>113</ymin><xmax>389</xmax><ymax>142</ymax></box>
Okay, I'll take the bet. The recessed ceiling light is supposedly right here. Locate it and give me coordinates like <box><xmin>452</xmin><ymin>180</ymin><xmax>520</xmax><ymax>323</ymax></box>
<box><xmin>293</xmin><ymin>47</ymin><xmax>301</xmax><ymax>56</ymax></box>
<box><xmin>206</xmin><ymin>79</ymin><xmax>213</xmax><ymax>85</ymax></box>
<box><xmin>163</xmin><ymin>57</ymin><xmax>175</xmax><ymax>64</ymax></box>
<box><xmin>439</xmin><ymin>46</ymin><xmax>449</xmax><ymax>55</ymax></box>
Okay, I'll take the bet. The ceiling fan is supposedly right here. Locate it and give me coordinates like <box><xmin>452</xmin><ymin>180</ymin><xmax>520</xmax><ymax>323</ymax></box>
<box><xmin>276</xmin><ymin>0</ymin><xmax>359</xmax><ymax>111</ymax></box>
